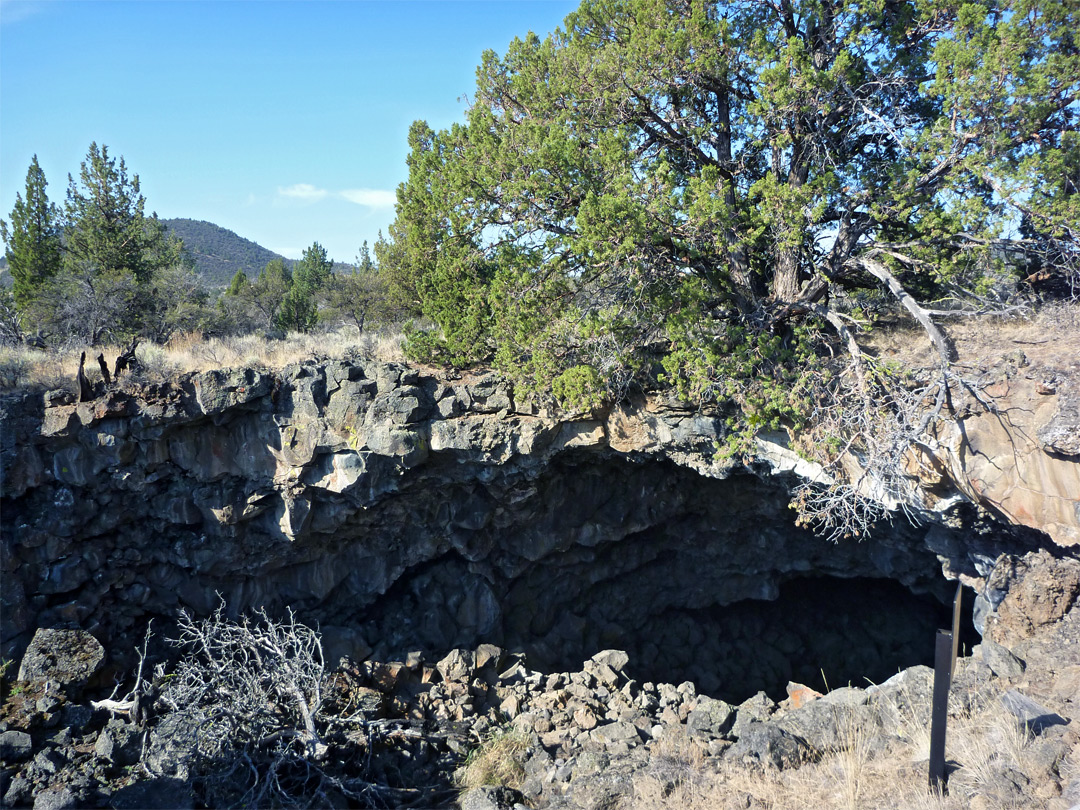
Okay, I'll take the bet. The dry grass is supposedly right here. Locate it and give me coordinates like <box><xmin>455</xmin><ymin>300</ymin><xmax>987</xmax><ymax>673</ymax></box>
<box><xmin>834</xmin><ymin>706</ymin><xmax>874</xmax><ymax>810</ymax></box>
<box><xmin>634</xmin><ymin>727</ymin><xmax>710</xmax><ymax>805</ymax></box>
<box><xmin>157</xmin><ymin>328</ymin><xmax>406</xmax><ymax>374</ymax></box>
<box><xmin>945</xmin><ymin>699</ymin><xmax>1038</xmax><ymax>806</ymax></box>
<box><xmin>455</xmin><ymin>727</ymin><xmax>531</xmax><ymax>792</ymax></box>
<box><xmin>625</xmin><ymin>693</ymin><xmax>1048</xmax><ymax>810</ymax></box>
<box><xmin>0</xmin><ymin>326</ymin><xmax>406</xmax><ymax>393</ymax></box>
<box><xmin>0</xmin><ymin>345</ymin><xmax>69</xmax><ymax>390</ymax></box>
<box><xmin>861</xmin><ymin>299</ymin><xmax>1080</xmax><ymax>373</ymax></box>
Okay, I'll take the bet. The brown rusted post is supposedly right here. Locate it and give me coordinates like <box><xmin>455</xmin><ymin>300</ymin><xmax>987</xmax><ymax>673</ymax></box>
<box><xmin>929</xmin><ymin>629</ymin><xmax>953</xmax><ymax>793</ymax></box>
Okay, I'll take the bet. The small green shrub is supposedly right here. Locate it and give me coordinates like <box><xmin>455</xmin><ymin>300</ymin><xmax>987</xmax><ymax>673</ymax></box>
<box><xmin>552</xmin><ymin>364</ymin><xmax>606</xmax><ymax>412</ymax></box>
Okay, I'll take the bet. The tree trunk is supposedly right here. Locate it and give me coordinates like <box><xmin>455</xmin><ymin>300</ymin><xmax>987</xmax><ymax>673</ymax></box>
<box><xmin>76</xmin><ymin>352</ymin><xmax>93</xmax><ymax>402</ymax></box>
<box><xmin>716</xmin><ymin>89</ymin><xmax>753</xmax><ymax>294</ymax></box>
<box><xmin>772</xmin><ymin>247</ymin><xmax>802</xmax><ymax>303</ymax></box>
<box><xmin>97</xmin><ymin>353</ymin><xmax>111</xmax><ymax>385</ymax></box>
<box><xmin>113</xmin><ymin>339</ymin><xmax>139</xmax><ymax>378</ymax></box>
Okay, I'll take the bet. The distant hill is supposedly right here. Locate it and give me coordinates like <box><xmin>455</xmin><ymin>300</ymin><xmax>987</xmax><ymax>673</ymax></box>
<box><xmin>163</xmin><ymin>218</ymin><xmax>290</xmax><ymax>288</ymax></box>
<box><xmin>1</xmin><ymin>222</ymin><xmax>352</xmax><ymax>292</ymax></box>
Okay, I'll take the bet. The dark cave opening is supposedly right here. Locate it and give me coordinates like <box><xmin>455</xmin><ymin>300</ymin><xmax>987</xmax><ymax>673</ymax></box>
<box><xmin>346</xmin><ymin>458</ymin><xmax>992</xmax><ymax>706</ymax></box>
<box><xmin>359</xmin><ymin>561</ymin><xmax>979</xmax><ymax>706</ymax></box>
<box><xmin>531</xmin><ymin>576</ymin><xmax>981</xmax><ymax>705</ymax></box>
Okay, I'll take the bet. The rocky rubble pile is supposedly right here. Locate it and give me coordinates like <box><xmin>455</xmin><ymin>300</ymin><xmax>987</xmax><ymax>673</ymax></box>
<box><xmin>2</xmin><ymin>550</ymin><xmax>1078</xmax><ymax>810</ymax></box>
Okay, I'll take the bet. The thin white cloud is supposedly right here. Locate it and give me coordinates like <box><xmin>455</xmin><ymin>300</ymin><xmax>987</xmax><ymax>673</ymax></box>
<box><xmin>278</xmin><ymin>183</ymin><xmax>329</xmax><ymax>201</ymax></box>
<box><xmin>339</xmin><ymin>188</ymin><xmax>397</xmax><ymax>209</ymax></box>
<box><xmin>269</xmin><ymin>246</ymin><xmax>304</xmax><ymax>260</ymax></box>
<box><xmin>274</xmin><ymin>184</ymin><xmax>396</xmax><ymax>211</ymax></box>
<box><xmin>0</xmin><ymin>0</ymin><xmax>47</xmax><ymax>25</ymax></box>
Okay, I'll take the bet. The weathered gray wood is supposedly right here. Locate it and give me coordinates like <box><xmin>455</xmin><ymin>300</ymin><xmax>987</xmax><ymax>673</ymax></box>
<box><xmin>97</xmin><ymin>352</ymin><xmax>111</xmax><ymax>385</ymax></box>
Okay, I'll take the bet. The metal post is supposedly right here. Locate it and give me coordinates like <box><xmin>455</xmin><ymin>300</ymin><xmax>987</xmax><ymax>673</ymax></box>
<box><xmin>950</xmin><ymin>583</ymin><xmax>962</xmax><ymax>680</ymax></box>
<box><xmin>929</xmin><ymin>629</ymin><xmax>953</xmax><ymax>792</ymax></box>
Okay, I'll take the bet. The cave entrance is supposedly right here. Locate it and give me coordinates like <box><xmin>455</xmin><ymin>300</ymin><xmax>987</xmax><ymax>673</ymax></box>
<box><xmin>349</xmin><ymin>459</ymin><xmax>988</xmax><ymax>705</ymax></box>
<box><xmin>523</xmin><ymin>576</ymin><xmax>980</xmax><ymax>704</ymax></box>
<box><xmin>359</xmin><ymin>562</ymin><xmax>979</xmax><ymax>705</ymax></box>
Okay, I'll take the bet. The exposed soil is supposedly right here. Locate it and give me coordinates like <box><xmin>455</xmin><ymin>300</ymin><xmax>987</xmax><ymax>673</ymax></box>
<box><xmin>862</xmin><ymin>302</ymin><xmax>1080</xmax><ymax>375</ymax></box>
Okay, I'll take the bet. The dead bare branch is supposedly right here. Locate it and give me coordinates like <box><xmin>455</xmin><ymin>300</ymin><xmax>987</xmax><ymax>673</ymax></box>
<box><xmin>92</xmin><ymin>622</ymin><xmax>153</xmax><ymax>720</ymax></box>
<box><xmin>847</xmin><ymin>255</ymin><xmax>952</xmax><ymax>366</ymax></box>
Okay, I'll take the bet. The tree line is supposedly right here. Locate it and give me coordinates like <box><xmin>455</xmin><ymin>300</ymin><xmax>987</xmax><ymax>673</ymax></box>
<box><xmin>1</xmin><ymin>144</ymin><xmax>398</xmax><ymax>348</ymax></box>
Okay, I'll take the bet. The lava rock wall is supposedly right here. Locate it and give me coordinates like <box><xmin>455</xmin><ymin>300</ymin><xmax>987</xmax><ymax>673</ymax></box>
<box><xmin>0</xmin><ymin>359</ymin><xmax>1056</xmax><ymax>665</ymax></box>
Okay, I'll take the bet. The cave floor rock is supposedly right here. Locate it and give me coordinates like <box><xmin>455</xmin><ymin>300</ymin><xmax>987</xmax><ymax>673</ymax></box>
<box><xmin>1</xmin><ymin>551</ymin><xmax>1078</xmax><ymax>810</ymax></box>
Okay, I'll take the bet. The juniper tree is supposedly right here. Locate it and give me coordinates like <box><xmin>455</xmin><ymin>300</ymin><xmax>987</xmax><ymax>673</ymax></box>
<box><xmin>244</xmin><ymin>258</ymin><xmax>293</xmax><ymax>333</ymax></box>
<box><xmin>0</xmin><ymin>155</ymin><xmax>62</xmax><ymax>316</ymax></box>
<box><xmin>293</xmin><ymin>241</ymin><xmax>333</xmax><ymax>297</ymax></box>
<box><xmin>217</xmin><ymin>270</ymin><xmax>258</xmax><ymax>334</ymax></box>
<box><xmin>226</xmin><ymin>269</ymin><xmax>250</xmax><ymax>297</ymax></box>
<box><xmin>39</xmin><ymin>143</ymin><xmax>188</xmax><ymax>344</ymax></box>
<box><xmin>278</xmin><ymin>242</ymin><xmax>333</xmax><ymax>332</ymax></box>
<box><xmin>321</xmin><ymin>241</ymin><xmax>396</xmax><ymax>334</ymax></box>
<box><xmin>63</xmin><ymin>143</ymin><xmax>167</xmax><ymax>287</ymax></box>
<box><xmin>380</xmin><ymin>0</ymin><xmax>1078</xmax><ymax>537</ymax></box>
<box><xmin>142</xmin><ymin>261</ymin><xmax>210</xmax><ymax>343</ymax></box>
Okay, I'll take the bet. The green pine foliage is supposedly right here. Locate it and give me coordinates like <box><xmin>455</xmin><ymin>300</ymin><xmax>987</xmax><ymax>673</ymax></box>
<box><xmin>1</xmin><ymin>147</ymin><xmax>404</xmax><ymax>347</ymax></box>
<box><xmin>320</xmin><ymin>241</ymin><xmax>398</xmax><ymax>334</ymax></box>
<box><xmin>62</xmin><ymin>143</ymin><xmax>166</xmax><ymax>288</ymax></box>
<box><xmin>227</xmin><ymin>270</ymin><xmax>250</xmax><ymax>297</ymax></box>
<box><xmin>277</xmin><ymin>242</ymin><xmax>333</xmax><ymax>333</ymax></box>
<box><xmin>49</xmin><ymin>144</ymin><xmax>192</xmax><ymax>344</ymax></box>
<box><xmin>1</xmin><ymin>144</ymin><xmax>212</xmax><ymax>345</ymax></box>
<box><xmin>380</xmin><ymin>0</ymin><xmax>1078</xmax><ymax>416</ymax></box>
<box><xmin>293</xmin><ymin>242</ymin><xmax>333</xmax><ymax>297</ymax></box>
<box><xmin>0</xmin><ymin>156</ymin><xmax>62</xmax><ymax>316</ymax></box>
<box><xmin>248</xmin><ymin>258</ymin><xmax>292</xmax><ymax>334</ymax></box>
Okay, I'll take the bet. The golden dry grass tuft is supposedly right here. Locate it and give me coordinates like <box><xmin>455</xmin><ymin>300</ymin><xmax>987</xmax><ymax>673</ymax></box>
<box><xmin>455</xmin><ymin>727</ymin><xmax>531</xmax><ymax>792</ymax></box>
<box><xmin>631</xmin><ymin>727</ymin><xmax>710</xmax><ymax>806</ymax></box>
<box><xmin>0</xmin><ymin>345</ymin><xmax>70</xmax><ymax>391</ymax></box>
<box><xmin>624</xmin><ymin>692</ymin><xmax>1049</xmax><ymax>810</ymax></box>
<box><xmin>0</xmin><ymin>326</ymin><xmax>407</xmax><ymax>393</ymax></box>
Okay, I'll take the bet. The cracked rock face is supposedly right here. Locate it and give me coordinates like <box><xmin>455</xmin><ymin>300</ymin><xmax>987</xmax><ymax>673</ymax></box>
<box><xmin>0</xmin><ymin>358</ymin><xmax>1064</xmax><ymax>678</ymax></box>
<box><xmin>938</xmin><ymin>362</ymin><xmax>1080</xmax><ymax>546</ymax></box>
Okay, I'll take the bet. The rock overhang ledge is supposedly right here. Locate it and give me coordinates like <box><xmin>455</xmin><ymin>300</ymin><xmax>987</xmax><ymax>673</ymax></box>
<box><xmin>1</xmin><ymin>357</ymin><xmax>1073</xmax><ymax>661</ymax></box>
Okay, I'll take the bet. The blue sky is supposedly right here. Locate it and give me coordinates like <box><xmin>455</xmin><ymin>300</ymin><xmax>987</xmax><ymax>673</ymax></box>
<box><xmin>1</xmin><ymin>0</ymin><xmax>579</xmax><ymax>263</ymax></box>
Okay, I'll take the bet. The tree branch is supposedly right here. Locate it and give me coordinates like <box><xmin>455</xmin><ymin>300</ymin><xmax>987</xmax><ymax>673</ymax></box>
<box><xmin>847</xmin><ymin>254</ymin><xmax>953</xmax><ymax>367</ymax></box>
